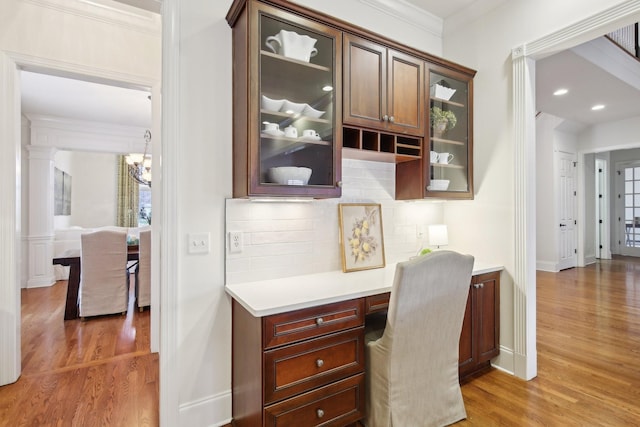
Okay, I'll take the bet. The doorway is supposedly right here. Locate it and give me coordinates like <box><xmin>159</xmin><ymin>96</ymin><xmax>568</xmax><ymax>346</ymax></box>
<box><xmin>616</xmin><ymin>161</ymin><xmax>640</xmax><ymax>256</ymax></box>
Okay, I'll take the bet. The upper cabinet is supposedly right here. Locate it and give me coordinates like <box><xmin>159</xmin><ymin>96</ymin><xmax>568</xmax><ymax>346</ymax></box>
<box><xmin>228</xmin><ymin>1</ymin><xmax>342</xmax><ymax>198</ymax></box>
<box><xmin>425</xmin><ymin>65</ymin><xmax>474</xmax><ymax>199</ymax></box>
<box><xmin>343</xmin><ymin>34</ymin><xmax>425</xmax><ymax>137</ymax></box>
<box><xmin>228</xmin><ymin>0</ymin><xmax>475</xmax><ymax>200</ymax></box>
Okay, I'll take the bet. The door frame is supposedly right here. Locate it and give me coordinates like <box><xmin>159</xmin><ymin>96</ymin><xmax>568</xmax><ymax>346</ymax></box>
<box><xmin>0</xmin><ymin>51</ymin><xmax>162</xmax><ymax>382</ymax></box>
<box><xmin>615</xmin><ymin>160</ymin><xmax>640</xmax><ymax>256</ymax></box>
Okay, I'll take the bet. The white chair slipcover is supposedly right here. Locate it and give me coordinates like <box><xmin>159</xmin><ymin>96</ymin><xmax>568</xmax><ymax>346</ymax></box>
<box><xmin>78</xmin><ymin>230</ymin><xmax>129</xmax><ymax>318</ymax></box>
<box><xmin>136</xmin><ymin>229</ymin><xmax>151</xmax><ymax>310</ymax></box>
<box><xmin>365</xmin><ymin>250</ymin><xmax>474</xmax><ymax>427</ymax></box>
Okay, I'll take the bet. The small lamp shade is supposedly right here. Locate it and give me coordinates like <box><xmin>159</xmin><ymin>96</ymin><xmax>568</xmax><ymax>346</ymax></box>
<box><xmin>428</xmin><ymin>224</ymin><xmax>448</xmax><ymax>248</ymax></box>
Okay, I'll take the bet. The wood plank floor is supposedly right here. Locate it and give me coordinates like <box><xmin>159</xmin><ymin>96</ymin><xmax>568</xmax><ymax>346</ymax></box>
<box><xmin>2</xmin><ymin>257</ymin><xmax>640</xmax><ymax>426</ymax></box>
<box><xmin>457</xmin><ymin>256</ymin><xmax>640</xmax><ymax>426</ymax></box>
<box><xmin>0</xmin><ymin>280</ymin><xmax>158</xmax><ymax>426</ymax></box>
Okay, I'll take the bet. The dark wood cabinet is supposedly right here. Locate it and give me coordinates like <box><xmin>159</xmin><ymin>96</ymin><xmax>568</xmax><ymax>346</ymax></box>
<box><xmin>228</xmin><ymin>1</ymin><xmax>343</xmax><ymax>198</ymax></box>
<box><xmin>459</xmin><ymin>271</ymin><xmax>500</xmax><ymax>380</ymax></box>
<box><xmin>343</xmin><ymin>33</ymin><xmax>425</xmax><ymax>137</ymax></box>
<box><xmin>232</xmin><ymin>298</ymin><xmax>366</xmax><ymax>426</ymax></box>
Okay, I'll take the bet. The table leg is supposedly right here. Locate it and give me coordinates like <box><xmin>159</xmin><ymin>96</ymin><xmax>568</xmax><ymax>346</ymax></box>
<box><xmin>64</xmin><ymin>259</ymin><xmax>81</xmax><ymax>320</ymax></box>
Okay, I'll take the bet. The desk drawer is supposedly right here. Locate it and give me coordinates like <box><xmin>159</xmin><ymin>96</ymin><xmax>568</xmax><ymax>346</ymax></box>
<box><xmin>264</xmin><ymin>328</ymin><xmax>364</xmax><ymax>404</ymax></box>
<box><xmin>365</xmin><ymin>293</ymin><xmax>390</xmax><ymax>314</ymax></box>
<box><xmin>264</xmin><ymin>373</ymin><xmax>365</xmax><ymax>427</ymax></box>
<box><xmin>263</xmin><ymin>299</ymin><xmax>364</xmax><ymax>349</ymax></box>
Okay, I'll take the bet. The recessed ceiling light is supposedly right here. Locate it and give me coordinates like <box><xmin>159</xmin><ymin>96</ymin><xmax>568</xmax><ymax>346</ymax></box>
<box><xmin>591</xmin><ymin>104</ymin><xmax>605</xmax><ymax>111</ymax></box>
<box><xmin>553</xmin><ymin>88</ymin><xmax>568</xmax><ymax>96</ymax></box>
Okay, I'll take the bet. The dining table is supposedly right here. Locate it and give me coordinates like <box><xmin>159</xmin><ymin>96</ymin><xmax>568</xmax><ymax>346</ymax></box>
<box><xmin>52</xmin><ymin>245</ymin><xmax>139</xmax><ymax>320</ymax></box>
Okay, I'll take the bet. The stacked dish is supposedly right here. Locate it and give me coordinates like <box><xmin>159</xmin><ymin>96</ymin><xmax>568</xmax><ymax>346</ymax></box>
<box><xmin>262</xmin><ymin>95</ymin><xmax>325</xmax><ymax>119</ymax></box>
<box><xmin>427</xmin><ymin>179</ymin><xmax>450</xmax><ymax>191</ymax></box>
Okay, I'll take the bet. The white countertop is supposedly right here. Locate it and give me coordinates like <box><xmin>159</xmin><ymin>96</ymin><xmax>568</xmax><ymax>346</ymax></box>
<box><xmin>225</xmin><ymin>261</ymin><xmax>503</xmax><ymax>317</ymax></box>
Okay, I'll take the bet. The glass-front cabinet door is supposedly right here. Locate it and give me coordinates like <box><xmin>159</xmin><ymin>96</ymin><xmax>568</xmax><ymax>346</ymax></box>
<box><xmin>246</xmin><ymin>3</ymin><xmax>342</xmax><ymax>197</ymax></box>
<box><xmin>425</xmin><ymin>65</ymin><xmax>473</xmax><ymax>199</ymax></box>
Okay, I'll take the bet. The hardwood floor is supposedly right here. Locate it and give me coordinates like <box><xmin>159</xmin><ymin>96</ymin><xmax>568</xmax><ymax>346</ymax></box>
<box><xmin>3</xmin><ymin>257</ymin><xmax>640</xmax><ymax>426</ymax></box>
<box><xmin>0</xmin><ymin>280</ymin><xmax>158</xmax><ymax>426</ymax></box>
<box><xmin>458</xmin><ymin>256</ymin><xmax>640</xmax><ymax>426</ymax></box>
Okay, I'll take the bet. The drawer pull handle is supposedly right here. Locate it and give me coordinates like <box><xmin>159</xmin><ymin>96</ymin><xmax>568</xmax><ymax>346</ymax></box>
<box><xmin>317</xmin><ymin>409</ymin><xmax>325</xmax><ymax>418</ymax></box>
<box><xmin>316</xmin><ymin>317</ymin><xmax>324</xmax><ymax>326</ymax></box>
<box><xmin>316</xmin><ymin>358</ymin><xmax>324</xmax><ymax>368</ymax></box>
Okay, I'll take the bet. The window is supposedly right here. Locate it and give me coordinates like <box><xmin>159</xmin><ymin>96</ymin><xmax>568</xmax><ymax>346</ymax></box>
<box><xmin>138</xmin><ymin>184</ymin><xmax>152</xmax><ymax>226</ymax></box>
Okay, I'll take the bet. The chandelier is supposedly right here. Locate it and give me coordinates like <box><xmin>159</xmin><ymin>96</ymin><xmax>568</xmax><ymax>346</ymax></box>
<box><xmin>125</xmin><ymin>129</ymin><xmax>152</xmax><ymax>187</ymax></box>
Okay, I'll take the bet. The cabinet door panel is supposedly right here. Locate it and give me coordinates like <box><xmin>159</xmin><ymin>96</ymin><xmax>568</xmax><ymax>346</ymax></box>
<box><xmin>387</xmin><ymin>49</ymin><xmax>424</xmax><ymax>135</ymax></box>
<box><xmin>343</xmin><ymin>34</ymin><xmax>386</xmax><ymax>127</ymax></box>
<box><xmin>476</xmin><ymin>272</ymin><xmax>500</xmax><ymax>363</ymax></box>
<box><xmin>458</xmin><ymin>285</ymin><xmax>475</xmax><ymax>377</ymax></box>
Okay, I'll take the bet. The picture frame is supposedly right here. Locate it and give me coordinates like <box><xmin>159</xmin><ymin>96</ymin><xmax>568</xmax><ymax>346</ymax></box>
<box><xmin>338</xmin><ymin>203</ymin><xmax>385</xmax><ymax>272</ymax></box>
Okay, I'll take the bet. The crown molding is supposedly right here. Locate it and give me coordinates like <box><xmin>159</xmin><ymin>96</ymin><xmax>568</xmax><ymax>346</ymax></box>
<box><xmin>21</xmin><ymin>0</ymin><xmax>161</xmax><ymax>35</ymax></box>
<box><xmin>359</xmin><ymin>0</ymin><xmax>442</xmax><ymax>37</ymax></box>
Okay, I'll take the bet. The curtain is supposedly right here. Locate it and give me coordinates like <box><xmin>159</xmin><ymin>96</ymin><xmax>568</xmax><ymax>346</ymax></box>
<box><xmin>116</xmin><ymin>155</ymin><xmax>139</xmax><ymax>227</ymax></box>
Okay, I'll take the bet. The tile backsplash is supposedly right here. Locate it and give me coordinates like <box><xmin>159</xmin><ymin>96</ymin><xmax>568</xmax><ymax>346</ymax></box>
<box><xmin>225</xmin><ymin>158</ymin><xmax>444</xmax><ymax>284</ymax></box>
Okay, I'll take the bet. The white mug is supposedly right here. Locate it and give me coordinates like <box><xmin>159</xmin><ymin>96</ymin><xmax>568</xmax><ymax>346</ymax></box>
<box><xmin>284</xmin><ymin>125</ymin><xmax>298</xmax><ymax>138</ymax></box>
<box><xmin>430</xmin><ymin>151</ymin><xmax>439</xmax><ymax>163</ymax></box>
<box><xmin>438</xmin><ymin>152</ymin><xmax>454</xmax><ymax>164</ymax></box>
<box><xmin>303</xmin><ymin>129</ymin><xmax>319</xmax><ymax>138</ymax></box>
<box><xmin>264</xmin><ymin>122</ymin><xmax>279</xmax><ymax>132</ymax></box>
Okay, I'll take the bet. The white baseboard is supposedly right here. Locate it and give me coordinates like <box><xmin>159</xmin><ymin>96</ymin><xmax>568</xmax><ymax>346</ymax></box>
<box><xmin>536</xmin><ymin>260</ymin><xmax>559</xmax><ymax>272</ymax></box>
<box><xmin>179</xmin><ymin>390</ymin><xmax>232</xmax><ymax>427</ymax></box>
<box><xmin>584</xmin><ymin>255</ymin><xmax>596</xmax><ymax>265</ymax></box>
<box><xmin>492</xmin><ymin>345</ymin><xmax>515</xmax><ymax>376</ymax></box>
<box><xmin>27</xmin><ymin>275</ymin><xmax>56</xmax><ymax>288</ymax></box>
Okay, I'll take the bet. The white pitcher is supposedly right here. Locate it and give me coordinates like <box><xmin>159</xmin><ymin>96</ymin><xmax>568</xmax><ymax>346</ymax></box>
<box><xmin>265</xmin><ymin>30</ymin><xmax>318</xmax><ymax>62</ymax></box>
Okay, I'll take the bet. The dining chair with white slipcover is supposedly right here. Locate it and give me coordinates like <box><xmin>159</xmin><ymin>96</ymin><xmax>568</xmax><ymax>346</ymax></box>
<box><xmin>365</xmin><ymin>250</ymin><xmax>474</xmax><ymax>427</ymax></box>
<box><xmin>78</xmin><ymin>229</ymin><xmax>129</xmax><ymax>319</ymax></box>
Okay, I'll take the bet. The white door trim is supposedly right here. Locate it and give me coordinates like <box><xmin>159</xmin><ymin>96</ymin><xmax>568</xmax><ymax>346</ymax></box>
<box><xmin>512</xmin><ymin>0</ymin><xmax>640</xmax><ymax>381</ymax></box>
<box><xmin>0</xmin><ymin>51</ymin><xmax>163</xmax><ymax>390</ymax></box>
<box><xmin>0</xmin><ymin>51</ymin><xmax>22</xmax><ymax>386</ymax></box>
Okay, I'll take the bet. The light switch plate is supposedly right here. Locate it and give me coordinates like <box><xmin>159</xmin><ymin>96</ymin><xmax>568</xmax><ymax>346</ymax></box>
<box><xmin>188</xmin><ymin>232</ymin><xmax>210</xmax><ymax>254</ymax></box>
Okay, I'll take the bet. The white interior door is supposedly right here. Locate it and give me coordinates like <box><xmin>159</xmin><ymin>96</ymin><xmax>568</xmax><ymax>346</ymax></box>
<box><xmin>618</xmin><ymin>163</ymin><xmax>640</xmax><ymax>257</ymax></box>
<box><xmin>557</xmin><ymin>151</ymin><xmax>577</xmax><ymax>270</ymax></box>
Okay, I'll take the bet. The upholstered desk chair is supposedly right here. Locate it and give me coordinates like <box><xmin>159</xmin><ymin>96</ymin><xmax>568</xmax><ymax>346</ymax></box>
<box><xmin>365</xmin><ymin>250</ymin><xmax>474</xmax><ymax>427</ymax></box>
<box><xmin>135</xmin><ymin>229</ymin><xmax>151</xmax><ymax>311</ymax></box>
<box><xmin>78</xmin><ymin>229</ymin><xmax>129</xmax><ymax>318</ymax></box>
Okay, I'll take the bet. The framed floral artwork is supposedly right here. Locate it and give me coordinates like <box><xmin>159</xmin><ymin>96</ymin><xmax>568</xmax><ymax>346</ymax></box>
<box><xmin>338</xmin><ymin>203</ymin><xmax>385</xmax><ymax>272</ymax></box>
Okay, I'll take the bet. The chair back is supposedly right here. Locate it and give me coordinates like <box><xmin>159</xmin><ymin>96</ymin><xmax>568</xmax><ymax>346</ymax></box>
<box><xmin>368</xmin><ymin>250</ymin><xmax>474</xmax><ymax>426</ymax></box>
<box><xmin>136</xmin><ymin>229</ymin><xmax>151</xmax><ymax>309</ymax></box>
<box><xmin>79</xmin><ymin>229</ymin><xmax>129</xmax><ymax>317</ymax></box>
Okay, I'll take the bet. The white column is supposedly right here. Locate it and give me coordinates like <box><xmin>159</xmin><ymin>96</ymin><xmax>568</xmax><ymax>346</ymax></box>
<box><xmin>26</xmin><ymin>145</ymin><xmax>57</xmax><ymax>288</ymax></box>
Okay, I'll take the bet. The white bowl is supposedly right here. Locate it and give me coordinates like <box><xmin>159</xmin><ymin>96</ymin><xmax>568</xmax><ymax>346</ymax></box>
<box><xmin>281</xmin><ymin>100</ymin><xmax>307</xmax><ymax>115</ymax></box>
<box><xmin>302</xmin><ymin>104</ymin><xmax>325</xmax><ymax>119</ymax></box>
<box><xmin>431</xmin><ymin>84</ymin><xmax>456</xmax><ymax>101</ymax></box>
<box><xmin>428</xmin><ymin>179</ymin><xmax>450</xmax><ymax>191</ymax></box>
<box><xmin>261</xmin><ymin>95</ymin><xmax>285</xmax><ymax>111</ymax></box>
<box><xmin>268</xmin><ymin>167</ymin><xmax>312</xmax><ymax>186</ymax></box>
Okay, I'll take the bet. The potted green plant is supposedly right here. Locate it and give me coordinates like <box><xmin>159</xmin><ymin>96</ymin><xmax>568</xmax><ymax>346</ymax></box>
<box><xmin>430</xmin><ymin>106</ymin><xmax>457</xmax><ymax>137</ymax></box>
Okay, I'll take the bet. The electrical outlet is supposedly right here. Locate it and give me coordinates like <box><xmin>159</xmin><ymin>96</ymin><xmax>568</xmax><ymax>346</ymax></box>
<box><xmin>228</xmin><ymin>231</ymin><xmax>243</xmax><ymax>253</ymax></box>
<box><xmin>416</xmin><ymin>225</ymin><xmax>425</xmax><ymax>239</ymax></box>
<box><xmin>188</xmin><ymin>232</ymin><xmax>210</xmax><ymax>254</ymax></box>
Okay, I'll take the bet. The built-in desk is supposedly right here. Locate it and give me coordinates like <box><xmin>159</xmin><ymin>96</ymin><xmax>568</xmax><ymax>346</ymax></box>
<box><xmin>226</xmin><ymin>260</ymin><xmax>502</xmax><ymax>427</ymax></box>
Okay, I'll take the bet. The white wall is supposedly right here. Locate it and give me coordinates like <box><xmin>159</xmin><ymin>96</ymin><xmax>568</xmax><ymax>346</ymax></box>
<box><xmin>177</xmin><ymin>0</ymin><xmax>443</xmax><ymax>424</ymax></box>
<box><xmin>67</xmin><ymin>151</ymin><xmax>118</xmax><ymax>228</ymax></box>
<box><xmin>584</xmin><ymin>152</ymin><xmax>597</xmax><ymax>263</ymax></box>
<box><xmin>440</xmin><ymin>0</ymin><xmax>633</xmax><ymax>378</ymax></box>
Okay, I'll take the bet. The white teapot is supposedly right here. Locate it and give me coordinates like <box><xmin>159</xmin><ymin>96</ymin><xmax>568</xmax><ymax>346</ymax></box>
<box><xmin>265</xmin><ymin>30</ymin><xmax>318</xmax><ymax>63</ymax></box>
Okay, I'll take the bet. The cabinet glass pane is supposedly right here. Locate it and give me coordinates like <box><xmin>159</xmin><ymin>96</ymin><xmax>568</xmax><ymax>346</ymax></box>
<box><xmin>258</xmin><ymin>13</ymin><xmax>336</xmax><ymax>188</ymax></box>
<box><xmin>428</xmin><ymin>71</ymin><xmax>469</xmax><ymax>193</ymax></box>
